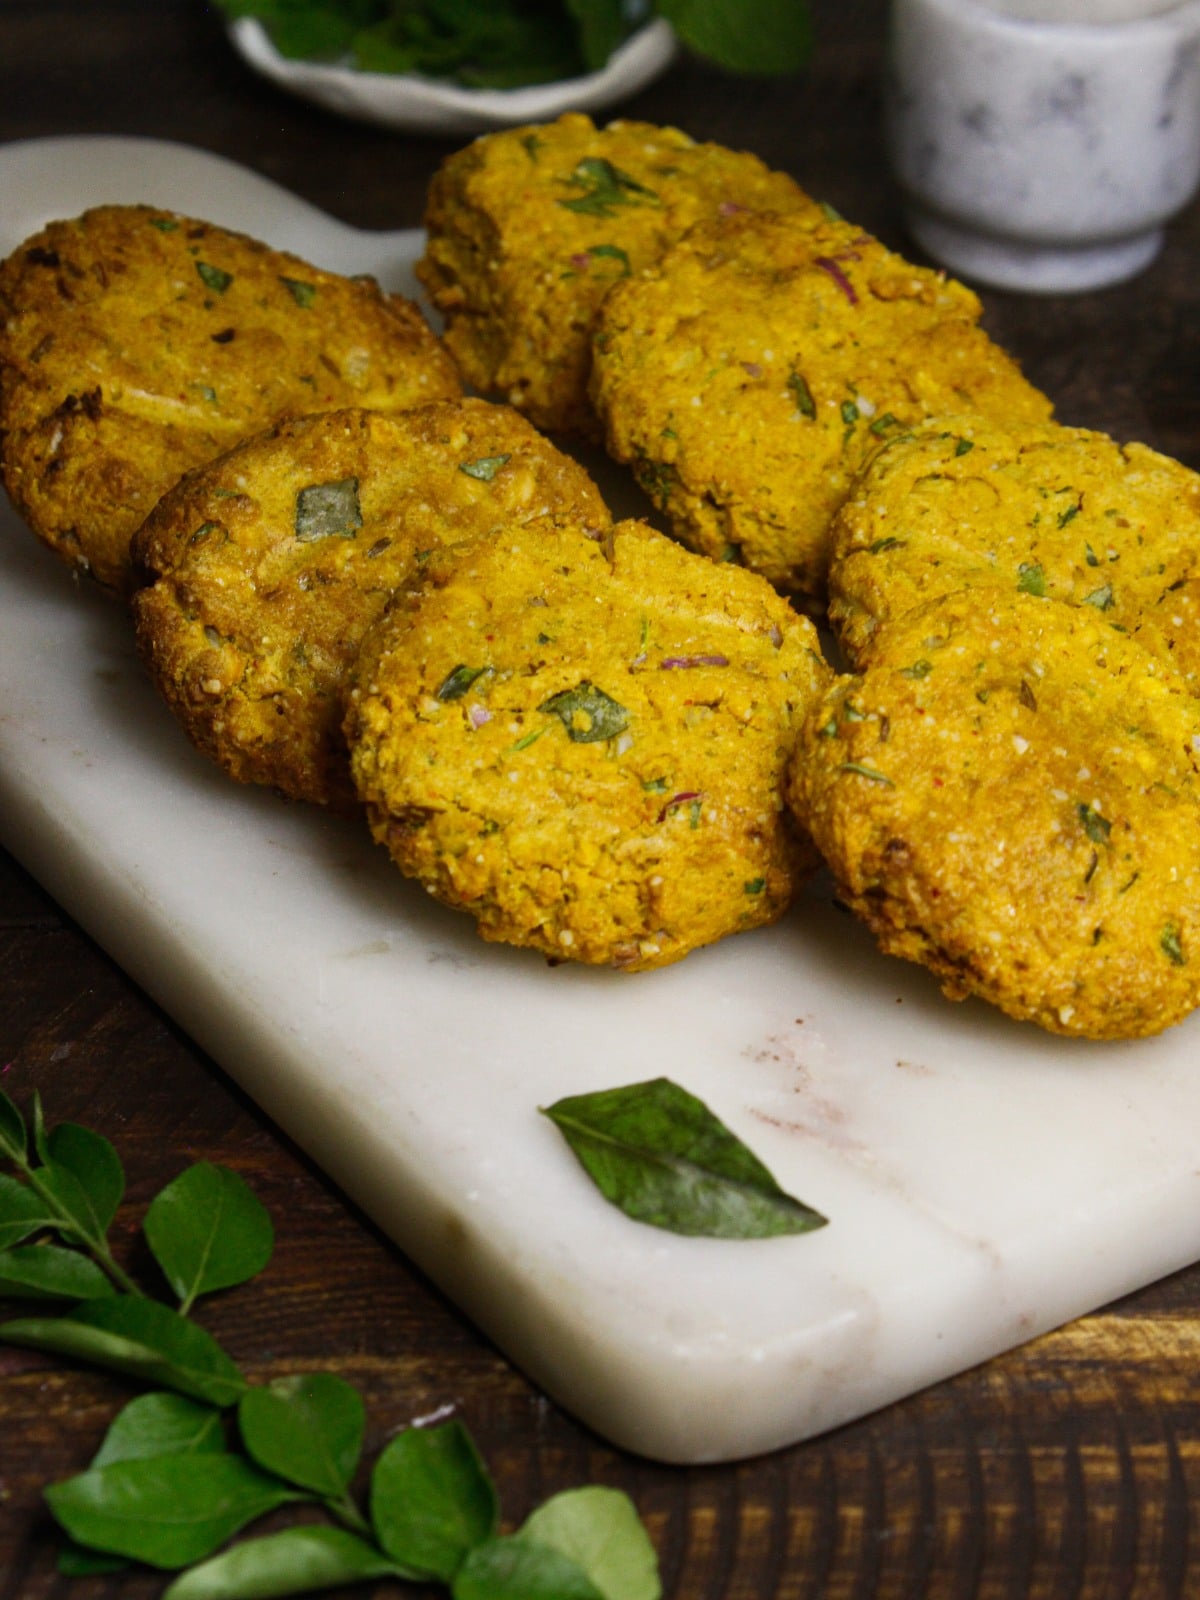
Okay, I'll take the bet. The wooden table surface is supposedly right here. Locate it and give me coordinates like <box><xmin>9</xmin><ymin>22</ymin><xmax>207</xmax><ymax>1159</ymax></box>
<box><xmin>3</xmin><ymin>2</ymin><xmax>1200</xmax><ymax>1595</ymax></box>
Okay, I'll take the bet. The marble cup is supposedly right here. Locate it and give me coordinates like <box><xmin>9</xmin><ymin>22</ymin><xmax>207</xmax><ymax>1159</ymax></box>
<box><xmin>885</xmin><ymin>0</ymin><xmax>1200</xmax><ymax>292</ymax></box>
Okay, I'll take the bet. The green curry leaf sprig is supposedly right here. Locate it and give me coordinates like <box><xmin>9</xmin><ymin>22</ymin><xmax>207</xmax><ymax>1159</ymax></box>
<box><xmin>0</xmin><ymin>1088</ymin><xmax>660</xmax><ymax>1599</ymax></box>
<box><xmin>211</xmin><ymin>0</ymin><xmax>812</xmax><ymax>84</ymax></box>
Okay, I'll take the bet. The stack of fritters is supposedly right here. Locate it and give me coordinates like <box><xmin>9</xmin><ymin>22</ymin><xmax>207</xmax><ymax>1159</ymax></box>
<box><xmin>3</xmin><ymin>118</ymin><xmax>1200</xmax><ymax>1028</ymax></box>
<box><xmin>588</xmin><ymin>211</ymin><xmax>1052</xmax><ymax>606</ymax></box>
<box><xmin>132</xmin><ymin>399</ymin><xmax>610</xmax><ymax>809</ymax></box>
<box><xmin>0</xmin><ymin>205</ymin><xmax>459</xmax><ymax>594</ymax></box>
<box><xmin>417</xmin><ymin>112</ymin><xmax>820</xmax><ymax>437</ymax></box>
<box><xmin>790</xmin><ymin>417</ymin><xmax>1200</xmax><ymax>1037</ymax></box>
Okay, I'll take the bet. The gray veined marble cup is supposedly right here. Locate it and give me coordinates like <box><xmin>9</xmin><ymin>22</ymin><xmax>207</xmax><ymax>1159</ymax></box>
<box><xmin>885</xmin><ymin>0</ymin><xmax>1200</xmax><ymax>292</ymax></box>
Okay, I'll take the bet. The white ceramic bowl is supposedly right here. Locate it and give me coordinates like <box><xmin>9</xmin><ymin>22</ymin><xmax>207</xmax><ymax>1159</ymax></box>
<box><xmin>228</xmin><ymin>16</ymin><xmax>678</xmax><ymax>137</ymax></box>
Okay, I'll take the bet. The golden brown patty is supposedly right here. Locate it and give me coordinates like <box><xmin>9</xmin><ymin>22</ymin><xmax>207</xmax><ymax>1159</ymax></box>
<box><xmin>345</xmin><ymin>517</ymin><xmax>830</xmax><ymax>970</ymax></box>
<box><xmin>0</xmin><ymin>205</ymin><xmax>460</xmax><ymax>594</ymax></box>
<box><xmin>789</xmin><ymin>589</ymin><xmax>1200</xmax><ymax>1038</ymax></box>
<box><xmin>827</xmin><ymin>415</ymin><xmax>1200</xmax><ymax>680</ymax></box>
<box><xmin>589</xmin><ymin>210</ymin><xmax>1052</xmax><ymax>607</ymax></box>
<box><xmin>131</xmin><ymin>401</ymin><xmax>608</xmax><ymax>808</ymax></box>
<box><xmin>417</xmin><ymin>112</ymin><xmax>819</xmax><ymax>436</ymax></box>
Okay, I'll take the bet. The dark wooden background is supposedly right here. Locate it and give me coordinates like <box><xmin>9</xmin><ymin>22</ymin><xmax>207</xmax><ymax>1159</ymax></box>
<box><xmin>3</xmin><ymin>2</ymin><xmax>1200</xmax><ymax>1595</ymax></box>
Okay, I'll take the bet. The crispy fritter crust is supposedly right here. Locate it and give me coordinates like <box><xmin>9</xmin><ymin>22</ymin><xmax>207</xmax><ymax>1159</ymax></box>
<box><xmin>589</xmin><ymin>210</ymin><xmax>1052</xmax><ymax>607</ymax></box>
<box><xmin>789</xmin><ymin>590</ymin><xmax>1200</xmax><ymax>1038</ymax></box>
<box><xmin>827</xmin><ymin>415</ymin><xmax>1200</xmax><ymax>678</ymax></box>
<box><xmin>417</xmin><ymin>113</ymin><xmax>818</xmax><ymax>436</ymax></box>
<box><xmin>131</xmin><ymin>401</ymin><xmax>608</xmax><ymax>808</ymax></box>
<box><xmin>0</xmin><ymin>205</ymin><xmax>461</xmax><ymax>594</ymax></box>
<box><xmin>345</xmin><ymin>517</ymin><xmax>830</xmax><ymax>970</ymax></box>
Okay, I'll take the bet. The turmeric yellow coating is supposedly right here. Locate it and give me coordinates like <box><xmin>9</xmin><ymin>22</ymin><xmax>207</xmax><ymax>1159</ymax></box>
<box><xmin>789</xmin><ymin>590</ymin><xmax>1200</xmax><ymax>1038</ymax></box>
<box><xmin>132</xmin><ymin>401</ymin><xmax>608</xmax><ymax>809</ymax></box>
<box><xmin>589</xmin><ymin>210</ymin><xmax>1052</xmax><ymax>607</ymax></box>
<box><xmin>0</xmin><ymin>205</ymin><xmax>460</xmax><ymax>594</ymax></box>
<box><xmin>417</xmin><ymin>113</ymin><xmax>818</xmax><ymax>436</ymax></box>
<box><xmin>345</xmin><ymin>518</ymin><xmax>830</xmax><ymax>970</ymax></box>
<box><xmin>827</xmin><ymin>415</ymin><xmax>1200</xmax><ymax>680</ymax></box>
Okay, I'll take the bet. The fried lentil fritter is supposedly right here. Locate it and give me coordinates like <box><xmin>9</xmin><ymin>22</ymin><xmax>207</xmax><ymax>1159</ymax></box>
<box><xmin>789</xmin><ymin>589</ymin><xmax>1200</xmax><ymax>1038</ymax></box>
<box><xmin>0</xmin><ymin>205</ymin><xmax>461</xmax><ymax>594</ymax></box>
<box><xmin>132</xmin><ymin>401</ymin><xmax>608</xmax><ymax>809</ymax></box>
<box><xmin>827</xmin><ymin>416</ymin><xmax>1200</xmax><ymax>679</ymax></box>
<box><xmin>417</xmin><ymin>113</ymin><xmax>819</xmax><ymax>437</ymax></box>
<box><xmin>345</xmin><ymin>517</ymin><xmax>830</xmax><ymax>970</ymax></box>
<box><xmin>589</xmin><ymin>210</ymin><xmax>1052</xmax><ymax>608</ymax></box>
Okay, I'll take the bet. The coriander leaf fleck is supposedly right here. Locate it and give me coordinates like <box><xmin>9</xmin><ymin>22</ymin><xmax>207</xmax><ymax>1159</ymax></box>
<box><xmin>437</xmin><ymin>664</ymin><xmax>491</xmax><ymax>701</ymax></box>
<box><xmin>195</xmin><ymin>262</ymin><xmax>233</xmax><ymax>294</ymax></box>
<box><xmin>838</xmin><ymin>761</ymin><xmax>894</xmax><ymax>785</ymax></box>
<box><xmin>585</xmin><ymin>243</ymin><xmax>631</xmax><ymax>275</ymax></box>
<box><xmin>558</xmin><ymin>157</ymin><xmax>659</xmax><ymax>217</ymax></box>
<box><xmin>459</xmin><ymin>455</ymin><xmax>510</xmax><ymax>482</ymax></box>
<box><xmin>279</xmin><ymin>275</ymin><xmax>316</xmax><ymax>308</ymax></box>
<box><xmin>1161</xmin><ymin>923</ymin><xmax>1186</xmax><ymax>965</ymax></box>
<box><xmin>1077</xmin><ymin>803</ymin><xmax>1111</xmax><ymax>844</ymax></box>
<box><xmin>541</xmin><ymin>683</ymin><xmax>629</xmax><ymax>743</ymax></box>
<box><xmin>788</xmin><ymin>368</ymin><xmax>816</xmax><ymax>419</ymax></box>
<box><xmin>1017</xmin><ymin>562</ymin><xmax>1047</xmax><ymax>597</ymax></box>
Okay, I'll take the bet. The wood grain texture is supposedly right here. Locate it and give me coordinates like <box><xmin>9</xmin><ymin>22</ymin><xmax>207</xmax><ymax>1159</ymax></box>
<box><xmin>3</xmin><ymin>1</ymin><xmax>1200</xmax><ymax>1594</ymax></box>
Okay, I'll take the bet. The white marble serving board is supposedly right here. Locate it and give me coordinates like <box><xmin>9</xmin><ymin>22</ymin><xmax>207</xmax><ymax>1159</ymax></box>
<box><xmin>2</xmin><ymin>136</ymin><xmax>1200</xmax><ymax>1466</ymax></box>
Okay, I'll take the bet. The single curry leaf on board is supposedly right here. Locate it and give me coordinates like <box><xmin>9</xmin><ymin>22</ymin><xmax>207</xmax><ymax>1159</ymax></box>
<box><xmin>0</xmin><ymin>1295</ymin><xmax>248</xmax><ymax>1406</ymax></box>
<box><xmin>452</xmin><ymin>1537</ymin><xmax>607</xmax><ymax>1600</ymax></box>
<box><xmin>541</xmin><ymin>1077</ymin><xmax>828</xmax><ymax>1238</ymax></box>
<box><xmin>91</xmin><ymin>1392</ymin><xmax>226</xmax><ymax>1468</ymax></box>
<box><xmin>516</xmin><ymin>1487</ymin><xmax>661</xmax><ymax>1600</ymax></box>
<box><xmin>0</xmin><ymin>1243</ymin><xmax>115</xmax><ymax>1303</ymax></box>
<box><xmin>238</xmin><ymin>1373</ymin><xmax>364</xmax><ymax>1499</ymax></box>
<box><xmin>162</xmin><ymin>1524</ymin><xmax>403</xmax><ymax>1599</ymax></box>
<box><xmin>370</xmin><ymin>1419</ymin><xmax>499</xmax><ymax>1581</ymax></box>
<box><xmin>144</xmin><ymin>1161</ymin><xmax>274</xmax><ymax>1312</ymax></box>
<box><xmin>45</xmin><ymin>1453</ymin><xmax>304</xmax><ymax>1569</ymax></box>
